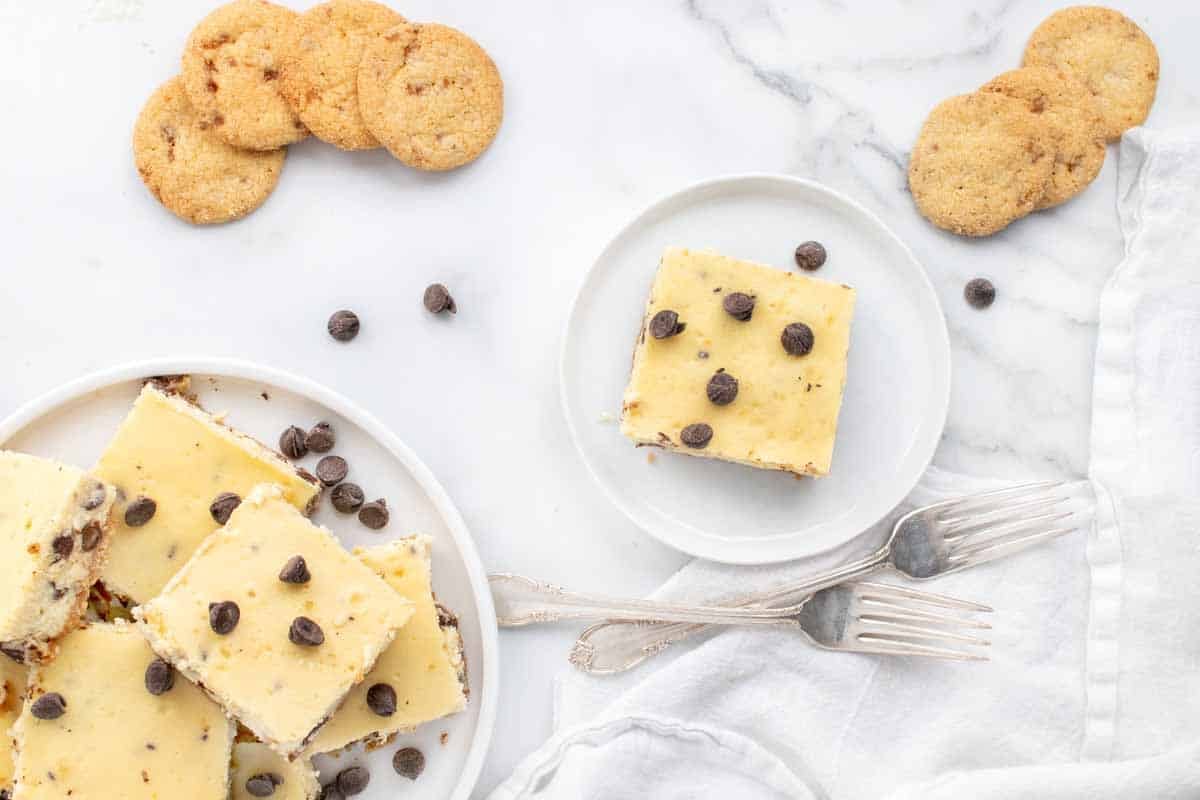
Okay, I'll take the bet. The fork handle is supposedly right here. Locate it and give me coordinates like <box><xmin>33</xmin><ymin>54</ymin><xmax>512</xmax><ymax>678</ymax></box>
<box><xmin>490</xmin><ymin>574</ymin><xmax>808</xmax><ymax>627</ymax></box>
<box><xmin>570</xmin><ymin>550</ymin><xmax>888</xmax><ymax>674</ymax></box>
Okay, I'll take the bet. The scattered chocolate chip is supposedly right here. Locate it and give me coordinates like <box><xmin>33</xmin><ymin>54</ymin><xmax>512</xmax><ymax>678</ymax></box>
<box><xmin>31</xmin><ymin>692</ymin><xmax>67</xmax><ymax>720</ymax></box>
<box><xmin>648</xmin><ymin>310</ymin><xmax>685</xmax><ymax>339</ymax></box>
<box><xmin>144</xmin><ymin>658</ymin><xmax>175</xmax><ymax>696</ymax></box>
<box><xmin>327</xmin><ymin>310</ymin><xmax>360</xmax><ymax>342</ymax></box>
<box><xmin>82</xmin><ymin>483</ymin><xmax>107</xmax><ymax>510</ymax></box>
<box><xmin>366</xmin><ymin>683</ymin><xmax>397</xmax><ymax>716</ymax></box>
<box><xmin>680</xmin><ymin>423</ymin><xmax>714</xmax><ymax>449</ymax></box>
<box><xmin>393</xmin><ymin>747</ymin><xmax>425</xmax><ymax>780</ymax></box>
<box><xmin>781</xmin><ymin>322</ymin><xmax>815</xmax><ymax>356</ymax></box>
<box><xmin>358</xmin><ymin>499</ymin><xmax>389</xmax><ymax>530</ymax></box>
<box><xmin>279</xmin><ymin>426</ymin><xmax>308</xmax><ymax>459</ymax></box>
<box><xmin>706</xmin><ymin>372</ymin><xmax>739</xmax><ymax>405</ymax></box>
<box><xmin>289</xmin><ymin>616</ymin><xmax>324</xmax><ymax>646</ymax></box>
<box><xmin>305</xmin><ymin>422</ymin><xmax>335</xmax><ymax>453</ymax></box>
<box><xmin>246</xmin><ymin>773</ymin><xmax>282</xmax><ymax>797</ymax></box>
<box><xmin>209</xmin><ymin>601</ymin><xmax>240</xmax><ymax>635</ymax></box>
<box><xmin>209</xmin><ymin>492</ymin><xmax>241</xmax><ymax>524</ymax></box>
<box><xmin>423</xmin><ymin>283</ymin><xmax>457</xmax><ymax>314</ymax></box>
<box><xmin>722</xmin><ymin>292</ymin><xmax>755</xmax><ymax>321</ymax></box>
<box><xmin>278</xmin><ymin>555</ymin><xmax>311</xmax><ymax>584</ymax></box>
<box><xmin>794</xmin><ymin>241</ymin><xmax>827</xmax><ymax>271</ymax></box>
<box><xmin>330</xmin><ymin>483</ymin><xmax>365</xmax><ymax>513</ymax></box>
<box><xmin>80</xmin><ymin>522</ymin><xmax>103</xmax><ymax>552</ymax></box>
<box><xmin>124</xmin><ymin>496</ymin><xmax>157</xmax><ymax>527</ymax></box>
<box><xmin>52</xmin><ymin>534</ymin><xmax>74</xmax><ymax>561</ymax></box>
<box><xmin>964</xmin><ymin>278</ymin><xmax>996</xmax><ymax>309</ymax></box>
<box><xmin>0</xmin><ymin>643</ymin><xmax>24</xmax><ymax>664</ymax></box>
<box><xmin>335</xmin><ymin>765</ymin><xmax>370</xmax><ymax>796</ymax></box>
<box><xmin>315</xmin><ymin>455</ymin><xmax>348</xmax><ymax>487</ymax></box>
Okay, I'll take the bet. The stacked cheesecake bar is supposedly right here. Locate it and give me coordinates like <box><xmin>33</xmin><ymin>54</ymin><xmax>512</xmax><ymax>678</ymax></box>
<box><xmin>1</xmin><ymin>379</ymin><xmax>467</xmax><ymax>799</ymax></box>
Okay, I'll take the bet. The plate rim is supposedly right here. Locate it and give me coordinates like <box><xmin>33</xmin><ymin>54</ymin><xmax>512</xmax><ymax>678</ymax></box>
<box><xmin>0</xmin><ymin>355</ymin><xmax>499</xmax><ymax>800</ymax></box>
<box><xmin>558</xmin><ymin>172</ymin><xmax>951</xmax><ymax>565</ymax></box>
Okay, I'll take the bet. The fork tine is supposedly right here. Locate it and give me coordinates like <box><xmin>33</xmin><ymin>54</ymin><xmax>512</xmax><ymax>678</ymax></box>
<box><xmin>856</xmin><ymin>616</ymin><xmax>992</xmax><ymax>646</ymax></box>
<box><xmin>940</xmin><ymin>495</ymin><xmax>1071</xmax><ymax>534</ymax></box>
<box><xmin>853</xmin><ymin>581</ymin><xmax>994</xmax><ymax>614</ymax></box>
<box><xmin>933</xmin><ymin>480</ymin><xmax>1064</xmax><ymax>519</ymax></box>
<box><xmin>857</xmin><ymin>597</ymin><xmax>993</xmax><ymax>630</ymax></box>
<box><xmin>854</xmin><ymin>634</ymin><xmax>990</xmax><ymax>661</ymax></box>
<box><xmin>944</xmin><ymin>510</ymin><xmax>1077</xmax><ymax>551</ymax></box>
<box><xmin>946</xmin><ymin>525</ymin><xmax>1078</xmax><ymax>567</ymax></box>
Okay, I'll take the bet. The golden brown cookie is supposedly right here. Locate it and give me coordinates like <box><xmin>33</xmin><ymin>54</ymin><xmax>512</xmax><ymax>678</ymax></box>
<box><xmin>358</xmin><ymin>22</ymin><xmax>504</xmax><ymax>171</ymax></box>
<box><xmin>907</xmin><ymin>92</ymin><xmax>1054</xmax><ymax>237</ymax></box>
<box><xmin>133</xmin><ymin>77</ymin><xmax>286</xmax><ymax>225</ymax></box>
<box><xmin>279</xmin><ymin>0</ymin><xmax>404</xmax><ymax>150</ymax></box>
<box><xmin>181</xmin><ymin>0</ymin><xmax>307</xmax><ymax>151</ymax></box>
<box><xmin>1022</xmin><ymin>6</ymin><xmax>1159</xmax><ymax>140</ymax></box>
<box><xmin>981</xmin><ymin>67</ymin><xmax>1106</xmax><ymax>208</ymax></box>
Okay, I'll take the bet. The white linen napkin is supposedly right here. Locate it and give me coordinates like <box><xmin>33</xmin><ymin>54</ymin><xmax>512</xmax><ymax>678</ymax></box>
<box><xmin>488</xmin><ymin>127</ymin><xmax>1200</xmax><ymax>800</ymax></box>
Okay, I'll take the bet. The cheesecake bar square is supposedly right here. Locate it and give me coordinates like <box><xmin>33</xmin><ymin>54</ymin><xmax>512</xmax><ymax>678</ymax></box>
<box><xmin>0</xmin><ymin>451</ymin><xmax>116</xmax><ymax>663</ymax></box>
<box><xmin>305</xmin><ymin>536</ymin><xmax>467</xmax><ymax>755</ymax></box>
<box><xmin>135</xmin><ymin>484</ymin><xmax>415</xmax><ymax>757</ymax></box>
<box><xmin>230</xmin><ymin>743</ymin><xmax>319</xmax><ymax>800</ymax></box>
<box><xmin>11</xmin><ymin>621</ymin><xmax>235</xmax><ymax>800</ymax></box>
<box><xmin>95</xmin><ymin>382</ymin><xmax>320</xmax><ymax>603</ymax></box>
<box><xmin>621</xmin><ymin>247</ymin><xmax>856</xmax><ymax>476</ymax></box>
<box><xmin>0</xmin><ymin>656</ymin><xmax>26</xmax><ymax>795</ymax></box>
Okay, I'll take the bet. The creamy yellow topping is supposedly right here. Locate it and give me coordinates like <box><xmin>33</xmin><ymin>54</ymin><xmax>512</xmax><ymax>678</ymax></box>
<box><xmin>0</xmin><ymin>656</ymin><xmax>26</xmax><ymax>792</ymax></box>
<box><xmin>305</xmin><ymin>536</ymin><xmax>466</xmax><ymax>755</ymax></box>
<box><xmin>230</xmin><ymin>743</ymin><xmax>319</xmax><ymax>800</ymax></box>
<box><xmin>135</xmin><ymin>485</ymin><xmax>414</xmax><ymax>756</ymax></box>
<box><xmin>621</xmin><ymin>248</ymin><xmax>856</xmax><ymax>476</ymax></box>
<box><xmin>11</xmin><ymin>622</ymin><xmax>234</xmax><ymax>800</ymax></box>
<box><xmin>95</xmin><ymin>385</ymin><xmax>318</xmax><ymax>602</ymax></box>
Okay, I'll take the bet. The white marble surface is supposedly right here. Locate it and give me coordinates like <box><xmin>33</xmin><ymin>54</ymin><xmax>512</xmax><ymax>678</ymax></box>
<box><xmin>0</xmin><ymin>0</ymin><xmax>1197</xmax><ymax>795</ymax></box>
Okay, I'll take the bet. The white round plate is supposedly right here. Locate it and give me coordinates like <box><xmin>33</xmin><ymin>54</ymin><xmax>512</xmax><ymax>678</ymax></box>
<box><xmin>561</xmin><ymin>174</ymin><xmax>950</xmax><ymax>564</ymax></box>
<box><xmin>0</xmin><ymin>357</ymin><xmax>497</xmax><ymax>800</ymax></box>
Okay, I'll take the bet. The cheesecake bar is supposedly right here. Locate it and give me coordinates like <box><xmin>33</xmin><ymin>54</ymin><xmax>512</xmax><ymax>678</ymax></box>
<box><xmin>135</xmin><ymin>484</ymin><xmax>415</xmax><ymax>757</ymax></box>
<box><xmin>0</xmin><ymin>451</ymin><xmax>116</xmax><ymax>663</ymax></box>
<box><xmin>10</xmin><ymin>621</ymin><xmax>235</xmax><ymax>799</ymax></box>
<box><xmin>95</xmin><ymin>383</ymin><xmax>320</xmax><ymax>603</ymax></box>
<box><xmin>0</xmin><ymin>657</ymin><xmax>26</xmax><ymax>795</ymax></box>
<box><xmin>230</xmin><ymin>743</ymin><xmax>319</xmax><ymax>800</ymax></box>
<box><xmin>621</xmin><ymin>247</ymin><xmax>857</xmax><ymax>476</ymax></box>
<box><xmin>305</xmin><ymin>537</ymin><xmax>467</xmax><ymax>755</ymax></box>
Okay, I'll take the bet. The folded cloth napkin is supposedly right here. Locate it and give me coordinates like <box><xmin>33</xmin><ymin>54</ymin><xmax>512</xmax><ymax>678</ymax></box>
<box><xmin>489</xmin><ymin>126</ymin><xmax>1200</xmax><ymax>800</ymax></box>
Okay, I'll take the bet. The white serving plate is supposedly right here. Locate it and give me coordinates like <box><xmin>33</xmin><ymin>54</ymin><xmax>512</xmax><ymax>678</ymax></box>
<box><xmin>0</xmin><ymin>357</ymin><xmax>497</xmax><ymax>800</ymax></box>
<box><xmin>560</xmin><ymin>174</ymin><xmax>951</xmax><ymax>564</ymax></box>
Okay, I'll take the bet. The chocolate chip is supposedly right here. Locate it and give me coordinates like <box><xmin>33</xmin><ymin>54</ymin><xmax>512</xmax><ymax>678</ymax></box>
<box><xmin>209</xmin><ymin>601</ymin><xmax>240</xmax><ymax>635</ymax></box>
<box><xmin>144</xmin><ymin>658</ymin><xmax>174</xmax><ymax>696</ymax></box>
<box><xmin>392</xmin><ymin>747</ymin><xmax>426</xmax><ymax>780</ymax></box>
<box><xmin>964</xmin><ymin>278</ymin><xmax>996</xmax><ymax>309</ymax></box>
<box><xmin>279</xmin><ymin>426</ymin><xmax>308</xmax><ymax>459</ymax></box>
<box><xmin>209</xmin><ymin>492</ymin><xmax>241</xmax><ymax>524</ymax></box>
<box><xmin>2</xmin><ymin>788</ymin><xmax>11</xmax><ymax>800</ymax></box>
<box><xmin>366</xmin><ymin>683</ymin><xmax>397</xmax><ymax>716</ymax></box>
<box><xmin>52</xmin><ymin>534</ymin><xmax>74</xmax><ymax>560</ymax></box>
<box><xmin>423</xmin><ymin>283</ymin><xmax>457</xmax><ymax>314</ymax></box>
<box><xmin>82</xmin><ymin>483</ymin><xmax>107</xmax><ymax>510</ymax></box>
<box><xmin>246</xmin><ymin>774</ymin><xmax>282</xmax><ymax>797</ymax></box>
<box><xmin>648</xmin><ymin>309</ymin><xmax>685</xmax><ymax>339</ymax></box>
<box><xmin>331</xmin><ymin>483</ymin><xmax>365</xmax><ymax>513</ymax></box>
<box><xmin>680</xmin><ymin>423</ymin><xmax>713</xmax><ymax>449</ymax></box>
<box><xmin>706</xmin><ymin>372</ymin><xmax>738</xmax><ymax>405</ymax></box>
<box><xmin>124</xmin><ymin>496</ymin><xmax>156</xmax><ymax>527</ymax></box>
<box><xmin>278</xmin><ymin>555</ymin><xmax>311</xmax><ymax>584</ymax></box>
<box><xmin>80</xmin><ymin>522</ymin><xmax>103</xmax><ymax>552</ymax></box>
<box><xmin>305</xmin><ymin>422</ymin><xmax>336</xmax><ymax>453</ymax></box>
<box><xmin>358</xmin><ymin>499</ymin><xmax>389</xmax><ymax>530</ymax></box>
<box><xmin>289</xmin><ymin>616</ymin><xmax>324</xmax><ymax>646</ymax></box>
<box><xmin>315</xmin><ymin>455</ymin><xmax>348</xmax><ymax>487</ymax></box>
<box><xmin>722</xmin><ymin>292</ymin><xmax>755</xmax><ymax>321</ymax></box>
<box><xmin>794</xmin><ymin>241</ymin><xmax>827</xmax><ymax>271</ymax></box>
<box><xmin>781</xmin><ymin>322</ymin><xmax>815</xmax><ymax>356</ymax></box>
<box><xmin>327</xmin><ymin>310</ymin><xmax>360</xmax><ymax>341</ymax></box>
<box><xmin>0</xmin><ymin>643</ymin><xmax>24</xmax><ymax>664</ymax></box>
<box><xmin>31</xmin><ymin>692</ymin><xmax>67</xmax><ymax>720</ymax></box>
<box><xmin>335</xmin><ymin>765</ymin><xmax>370</xmax><ymax>796</ymax></box>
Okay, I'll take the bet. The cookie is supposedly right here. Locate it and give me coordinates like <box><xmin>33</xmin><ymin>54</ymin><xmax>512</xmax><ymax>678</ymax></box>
<box><xmin>358</xmin><ymin>22</ymin><xmax>504</xmax><ymax>171</ymax></box>
<box><xmin>133</xmin><ymin>77</ymin><xmax>286</xmax><ymax>225</ymax></box>
<box><xmin>907</xmin><ymin>92</ymin><xmax>1054</xmax><ymax>237</ymax></box>
<box><xmin>981</xmin><ymin>67</ymin><xmax>1106</xmax><ymax>208</ymax></box>
<box><xmin>181</xmin><ymin>0</ymin><xmax>307</xmax><ymax>151</ymax></box>
<box><xmin>1022</xmin><ymin>6</ymin><xmax>1159</xmax><ymax>140</ymax></box>
<box><xmin>279</xmin><ymin>0</ymin><xmax>404</xmax><ymax>150</ymax></box>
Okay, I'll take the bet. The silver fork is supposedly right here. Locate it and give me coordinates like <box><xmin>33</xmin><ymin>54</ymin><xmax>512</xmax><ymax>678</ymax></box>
<box><xmin>492</xmin><ymin>574</ymin><xmax>991</xmax><ymax>662</ymax></box>
<box><xmin>572</xmin><ymin>480</ymin><xmax>1086</xmax><ymax>674</ymax></box>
